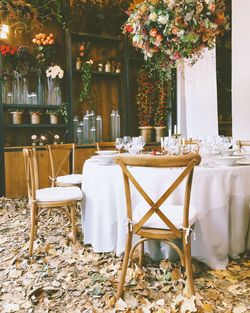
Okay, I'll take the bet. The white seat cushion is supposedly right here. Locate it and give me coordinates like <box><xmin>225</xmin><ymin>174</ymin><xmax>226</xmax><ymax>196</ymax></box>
<box><xmin>36</xmin><ymin>187</ymin><xmax>83</xmax><ymax>202</ymax></box>
<box><xmin>56</xmin><ymin>174</ymin><xmax>82</xmax><ymax>185</ymax></box>
<box><xmin>133</xmin><ymin>203</ymin><xmax>197</xmax><ymax>229</ymax></box>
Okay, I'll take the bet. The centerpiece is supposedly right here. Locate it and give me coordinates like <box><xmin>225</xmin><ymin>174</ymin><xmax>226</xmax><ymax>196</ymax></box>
<box><xmin>124</xmin><ymin>0</ymin><xmax>229</xmax><ymax>71</ymax></box>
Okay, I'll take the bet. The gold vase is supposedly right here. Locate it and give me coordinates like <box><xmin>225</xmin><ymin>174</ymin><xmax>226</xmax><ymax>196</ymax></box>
<box><xmin>139</xmin><ymin>126</ymin><xmax>153</xmax><ymax>143</ymax></box>
<box><xmin>154</xmin><ymin>126</ymin><xmax>166</xmax><ymax>142</ymax></box>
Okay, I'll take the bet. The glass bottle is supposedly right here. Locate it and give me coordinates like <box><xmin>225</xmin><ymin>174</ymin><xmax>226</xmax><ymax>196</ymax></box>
<box><xmin>22</xmin><ymin>77</ymin><xmax>29</xmax><ymax>104</ymax></box>
<box><xmin>37</xmin><ymin>70</ymin><xmax>44</xmax><ymax>105</ymax></box>
<box><xmin>83</xmin><ymin>114</ymin><xmax>89</xmax><ymax>143</ymax></box>
<box><xmin>13</xmin><ymin>71</ymin><xmax>21</xmax><ymax>104</ymax></box>
<box><xmin>76</xmin><ymin>125</ymin><xmax>83</xmax><ymax>145</ymax></box>
<box><xmin>110</xmin><ymin>110</ymin><xmax>116</xmax><ymax>141</ymax></box>
<box><xmin>79</xmin><ymin>121</ymin><xmax>84</xmax><ymax>144</ymax></box>
<box><xmin>73</xmin><ymin>116</ymin><xmax>79</xmax><ymax>143</ymax></box>
<box><xmin>115</xmin><ymin>111</ymin><xmax>121</xmax><ymax>138</ymax></box>
<box><xmin>96</xmin><ymin>115</ymin><xmax>103</xmax><ymax>142</ymax></box>
<box><xmin>89</xmin><ymin>127</ymin><xmax>96</xmax><ymax>144</ymax></box>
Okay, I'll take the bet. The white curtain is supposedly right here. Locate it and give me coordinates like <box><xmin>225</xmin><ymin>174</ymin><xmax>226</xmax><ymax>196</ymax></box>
<box><xmin>232</xmin><ymin>0</ymin><xmax>250</xmax><ymax>141</ymax></box>
<box><xmin>177</xmin><ymin>48</ymin><xmax>218</xmax><ymax>138</ymax></box>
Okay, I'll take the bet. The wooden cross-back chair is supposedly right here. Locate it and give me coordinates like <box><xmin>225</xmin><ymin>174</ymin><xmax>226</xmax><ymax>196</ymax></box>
<box><xmin>115</xmin><ymin>153</ymin><xmax>201</xmax><ymax>299</ymax></box>
<box><xmin>96</xmin><ymin>141</ymin><xmax>115</xmax><ymax>151</ymax></box>
<box><xmin>184</xmin><ymin>139</ymin><xmax>200</xmax><ymax>153</ymax></box>
<box><xmin>236</xmin><ymin>140</ymin><xmax>250</xmax><ymax>152</ymax></box>
<box><xmin>47</xmin><ymin>143</ymin><xmax>82</xmax><ymax>187</ymax></box>
<box><xmin>23</xmin><ymin>148</ymin><xmax>82</xmax><ymax>256</ymax></box>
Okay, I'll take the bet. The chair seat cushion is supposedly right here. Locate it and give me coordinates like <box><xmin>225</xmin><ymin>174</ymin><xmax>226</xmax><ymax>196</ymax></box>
<box><xmin>133</xmin><ymin>204</ymin><xmax>197</xmax><ymax>230</ymax></box>
<box><xmin>36</xmin><ymin>187</ymin><xmax>83</xmax><ymax>202</ymax></box>
<box><xmin>56</xmin><ymin>174</ymin><xmax>82</xmax><ymax>185</ymax></box>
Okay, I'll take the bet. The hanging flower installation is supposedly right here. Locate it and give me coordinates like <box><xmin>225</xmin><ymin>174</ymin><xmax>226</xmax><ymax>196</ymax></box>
<box><xmin>123</xmin><ymin>0</ymin><xmax>229</xmax><ymax>70</ymax></box>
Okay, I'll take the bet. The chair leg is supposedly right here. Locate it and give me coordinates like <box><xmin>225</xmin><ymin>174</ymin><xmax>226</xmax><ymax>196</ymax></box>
<box><xmin>34</xmin><ymin>206</ymin><xmax>38</xmax><ymax>238</ymax></box>
<box><xmin>183</xmin><ymin>237</ymin><xmax>195</xmax><ymax>297</ymax></box>
<box><xmin>138</xmin><ymin>240</ymin><xmax>144</xmax><ymax>267</ymax></box>
<box><xmin>116</xmin><ymin>231</ymin><xmax>133</xmax><ymax>299</ymax></box>
<box><xmin>29</xmin><ymin>204</ymin><xmax>37</xmax><ymax>256</ymax></box>
<box><xmin>70</xmin><ymin>204</ymin><xmax>76</xmax><ymax>243</ymax></box>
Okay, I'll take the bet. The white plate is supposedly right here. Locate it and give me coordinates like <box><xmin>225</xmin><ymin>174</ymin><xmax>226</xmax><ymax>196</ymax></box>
<box><xmin>236</xmin><ymin>159</ymin><xmax>250</xmax><ymax>165</ymax></box>
<box><xmin>91</xmin><ymin>155</ymin><xmax>116</xmax><ymax>164</ymax></box>
<box><xmin>213</xmin><ymin>156</ymin><xmax>244</xmax><ymax>167</ymax></box>
<box><xmin>95</xmin><ymin>150</ymin><xmax>118</xmax><ymax>155</ymax></box>
<box><xmin>234</xmin><ymin>151</ymin><xmax>250</xmax><ymax>159</ymax></box>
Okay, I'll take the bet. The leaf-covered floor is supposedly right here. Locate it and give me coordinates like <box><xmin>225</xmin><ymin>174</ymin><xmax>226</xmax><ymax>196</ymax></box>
<box><xmin>0</xmin><ymin>197</ymin><xmax>249</xmax><ymax>313</ymax></box>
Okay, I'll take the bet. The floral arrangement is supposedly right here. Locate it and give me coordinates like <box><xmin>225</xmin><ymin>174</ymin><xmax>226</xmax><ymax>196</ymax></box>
<box><xmin>32</xmin><ymin>32</ymin><xmax>56</xmax><ymax>69</ymax></box>
<box><xmin>0</xmin><ymin>45</ymin><xmax>17</xmax><ymax>56</ymax></box>
<box><xmin>46</xmin><ymin>65</ymin><xmax>64</xmax><ymax>80</ymax></box>
<box><xmin>123</xmin><ymin>0</ymin><xmax>229</xmax><ymax>70</ymax></box>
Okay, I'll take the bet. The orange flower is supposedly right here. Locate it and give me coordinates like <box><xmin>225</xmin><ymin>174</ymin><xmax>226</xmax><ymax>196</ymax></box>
<box><xmin>149</xmin><ymin>28</ymin><xmax>158</xmax><ymax>37</ymax></box>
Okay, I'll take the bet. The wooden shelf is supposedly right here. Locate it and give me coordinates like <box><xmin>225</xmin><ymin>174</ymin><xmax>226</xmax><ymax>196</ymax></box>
<box><xmin>3</xmin><ymin>104</ymin><xmax>62</xmax><ymax>109</ymax></box>
<box><xmin>5</xmin><ymin>124</ymin><xmax>67</xmax><ymax>128</ymax></box>
<box><xmin>72</xmin><ymin>69</ymin><xmax>122</xmax><ymax>77</ymax></box>
<box><xmin>71</xmin><ymin>31</ymin><xmax>122</xmax><ymax>42</ymax></box>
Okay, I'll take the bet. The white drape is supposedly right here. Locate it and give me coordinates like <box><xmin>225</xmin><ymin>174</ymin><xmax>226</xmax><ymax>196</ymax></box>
<box><xmin>177</xmin><ymin>48</ymin><xmax>218</xmax><ymax>138</ymax></box>
<box><xmin>232</xmin><ymin>0</ymin><xmax>250</xmax><ymax>140</ymax></box>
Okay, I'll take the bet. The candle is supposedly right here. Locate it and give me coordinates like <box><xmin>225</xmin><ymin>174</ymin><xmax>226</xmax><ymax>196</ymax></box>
<box><xmin>160</xmin><ymin>137</ymin><xmax>164</xmax><ymax>148</ymax></box>
<box><xmin>174</xmin><ymin>125</ymin><xmax>177</xmax><ymax>135</ymax></box>
<box><xmin>177</xmin><ymin>125</ymin><xmax>180</xmax><ymax>134</ymax></box>
<box><xmin>168</xmin><ymin>128</ymin><xmax>171</xmax><ymax>137</ymax></box>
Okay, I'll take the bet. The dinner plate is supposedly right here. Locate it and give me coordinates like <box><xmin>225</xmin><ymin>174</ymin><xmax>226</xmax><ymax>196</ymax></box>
<box><xmin>213</xmin><ymin>156</ymin><xmax>244</xmax><ymax>167</ymax></box>
<box><xmin>91</xmin><ymin>154</ymin><xmax>116</xmax><ymax>164</ymax></box>
<box><xmin>95</xmin><ymin>150</ymin><xmax>118</xmax><ymax>155</ymax></box>
<box><xmin>236</xmin><ymin>159</ymin><xmax>250</xmax><ymax>165</ymax></box>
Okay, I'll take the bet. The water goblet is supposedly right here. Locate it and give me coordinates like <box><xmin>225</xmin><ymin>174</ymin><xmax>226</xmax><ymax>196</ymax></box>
<box><xmin>123</xmin><ymin>136</ymin><xmax>131</xmax><ymax>152</ymax></box>
<box><xmin>115</xmin><ymin>137</ymin><xmax>123</xmax><ymax>153</ymax></box>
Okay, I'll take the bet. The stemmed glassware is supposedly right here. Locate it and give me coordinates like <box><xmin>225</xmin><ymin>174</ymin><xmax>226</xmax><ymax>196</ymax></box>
<box><xmin>123</xmin><ymin>136</ymin><xmax>131</xmax><ymax>152</ymax></box>
<box><xmin>115</xmin><ymin>137</ymin><xmax>123</xmax><ymax>153</ymax></box>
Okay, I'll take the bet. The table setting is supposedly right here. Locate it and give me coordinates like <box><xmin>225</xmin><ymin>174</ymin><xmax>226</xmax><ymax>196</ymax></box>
<box><xmin>81</xmin><ymin>135</ymin><xmax>250</xmax><ymax>270</ymax></box>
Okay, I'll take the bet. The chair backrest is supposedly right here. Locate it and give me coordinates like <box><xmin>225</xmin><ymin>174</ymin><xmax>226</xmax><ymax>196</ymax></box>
<box><xmin>96</xmin><ymin>142</ymin><xmax>115</xmax><ymax>151</ymax></box>
<box><xmin>23</xmin><ymin>148</ymin><xmax>39</xmax><ymax>201</ymax></box>
<box><xmin>184</xmin><ymin>139</ymin><xmax>200</xmax><ymax>153</ymax></box>
<box><xmin>236</xmin><ymin>140</ymin><xmax>250</xmax><ymax>152</ymax></box>
<box><xmin>115</xmin><ymin>154</ymin><xmax>201</xmax><ymax>235</ymax></box>
<box><xmin>47</xmin><ymin>143</ymin><xmax>76</xmax><ymax>185</ymax></box>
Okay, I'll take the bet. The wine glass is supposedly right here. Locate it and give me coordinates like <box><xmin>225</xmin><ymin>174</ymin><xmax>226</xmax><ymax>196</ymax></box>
<box><xmin>123</xmin><ymin>136</ymin><xmax>131</xmax><ymax>152</ymax></box>
<box><xmin>115</xmin><ymin>137</ymin><xmax>123</xmax><ymax>153</ymax></box>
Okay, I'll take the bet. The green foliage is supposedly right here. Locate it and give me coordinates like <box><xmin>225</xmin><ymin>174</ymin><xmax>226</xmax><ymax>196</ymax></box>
<box><xmin>80</xmin><ymin>61</ymin><xmax>92</xmax><ymax>103</ymax></box>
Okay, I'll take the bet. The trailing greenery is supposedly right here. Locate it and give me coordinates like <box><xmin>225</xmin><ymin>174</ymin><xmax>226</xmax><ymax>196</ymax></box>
<box><xmin>80</xmin><ymin>61</ymin><xmax>92</xmax><ymax>103</ymax></box>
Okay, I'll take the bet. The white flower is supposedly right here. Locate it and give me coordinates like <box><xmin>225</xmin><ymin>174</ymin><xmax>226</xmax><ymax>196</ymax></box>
<box><xmin>40</xmin><ymin>135</ymin><xmax>46</xmax><ymax>141</ymax></box>
<box><xmin>149</xmin><ymin>12</ymin><xmax>157</xmax><ymax>22</ymax></box>
<box><xmin>46</xmin><ymin>65</ymin><xmax>64</xmax><ymax>79</ymax></box>
<box><xmin>54</xmin><ymin>134</ymin><xmax>60</xmax><ymax>140</ymax></box>
<box><xmin>31</xmin><ymin>135</ymin><xmax>37</xmax><ymax>140</ymax></box>
<box><xmin>158</xmin><ymin>15</ymin><xmax>168</xmax><ymax>25</ymax></box>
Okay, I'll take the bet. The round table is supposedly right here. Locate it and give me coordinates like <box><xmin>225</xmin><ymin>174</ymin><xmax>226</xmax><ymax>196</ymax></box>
<box><xmin>81</xmin><ymin>159</ymin><xmax>250</xmax><ymax>269</ymax></box>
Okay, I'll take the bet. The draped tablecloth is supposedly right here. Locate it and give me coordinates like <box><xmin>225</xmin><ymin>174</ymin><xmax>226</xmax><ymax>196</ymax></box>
<box><xmin>81</xmin><ymin>159</ymin><xmax>250</xmax><ymax>269</ymax></box>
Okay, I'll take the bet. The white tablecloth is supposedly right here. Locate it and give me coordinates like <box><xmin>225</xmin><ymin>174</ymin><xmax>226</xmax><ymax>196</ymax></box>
<box><xmin>81</xmin><ymin>159</ymin><xmax>250</xmax><ymax>269</ymax></box>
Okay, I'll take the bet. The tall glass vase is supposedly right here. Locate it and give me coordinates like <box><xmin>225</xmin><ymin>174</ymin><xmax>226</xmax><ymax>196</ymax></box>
<box><xmin>12</xmin><ymin>71</ymin><xmax>22</xmax><ymax>104</ymax></box>
<box><xmin>47</xmin><ymin>77</ymin><xmax>61</xmax><ymax>105</ymax></box>
<box><xmin>37</xmin><ymin>71</ymin><xmax>44</xmax><ymax>105</ymax></box>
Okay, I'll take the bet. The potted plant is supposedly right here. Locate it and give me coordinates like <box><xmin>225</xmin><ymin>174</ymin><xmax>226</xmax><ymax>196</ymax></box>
<box><xmin>29</xmin><ymin>110</ymin><xmax>42</xmax><ymax>124</ymax></box>
<box><xmin>9</xmin><ymin>109</ymin><xmax>24</xmax><ymax>124</ymax></box>
<box><xmin>136</xmin><ymin>66</ymin><xmax>155</xmax><ymax>143</ymax></box>
<box><xmin>46</xmin><ymin>103</ymin><xmax>67</xmax><ymax>125</ymax></box>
